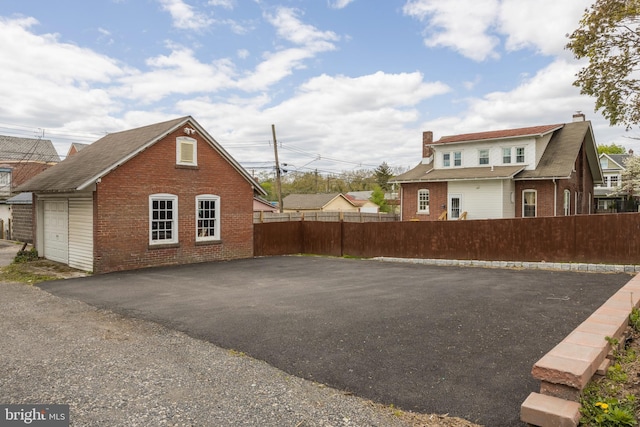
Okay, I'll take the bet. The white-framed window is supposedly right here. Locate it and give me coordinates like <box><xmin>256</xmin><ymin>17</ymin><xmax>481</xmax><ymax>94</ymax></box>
<box><xmin>523</xmin><ymin>190</ymin><xmax>536</xmax><ymax>217</ymax></box>
<box><xmin>479</xmin><ymin>149</ymin><xmax>489</xmax><ymax>165</ymax></box>
<box><xmin>564</xmin><ymin>189</ymin><xmax>570</xmax><ymax>216</ymax></box>
<box><xmin>453</xmin><ymin>151</ymin><xmax>462</xmax><ymax>166</ymax></box>
<box><xmin>176</xmin><ymin>136</ymin><xmax>197</xmax><ymax>166</ymax></box>
<box><xmin>0</xmin><ymin>170</ymin><xmax>11</xmax><ymax>196</ymax></box>
<box><xmin>417</xmin><ymin>189</ymin><xmax>429</xmax><ymax>214</ymax></box>
<box><xmin>443</xmin><ymin>153</ymin><xmax>451</xmax><ymax>167</ymax></box>
<box><xmin>196</xmin><ymin>195</ymin><xmax>220</xmax><ymax>241</ymax></box>
<box><xmin>149</xmin><ymin>194</ymin><xmax>178</xmax><ymax>245</ymax></box>
<box><xmin>502</xmin><ymin>147</ymin><xmax>511</xmax><ymax>164</ymax></box>
<box><xmin>610</xmin><ymin>175</ymin><xmax>619</xmax><ymax>187</ymax></box>
<box><xmin>516</xmin><ymin>147</ymin><xmax>525</xmax><ymax>163</ymax></box>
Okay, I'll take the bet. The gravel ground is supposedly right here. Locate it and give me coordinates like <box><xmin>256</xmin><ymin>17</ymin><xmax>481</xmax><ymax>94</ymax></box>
<box><xmin>0</xmin><ymin>281</ymin><xmax>447</xmax><ymax>427</ymax></box>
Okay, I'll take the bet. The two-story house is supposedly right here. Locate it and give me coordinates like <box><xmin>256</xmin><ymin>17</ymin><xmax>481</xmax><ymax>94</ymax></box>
<box><xmin>594</xmin><ymin>152</ymin><xmax>632</xmax><ymax>212</ymax></box>
<box><xmin>391</xmin><ymin>114</ymin><xmax>602</xmax><ymax>220</ymax></box>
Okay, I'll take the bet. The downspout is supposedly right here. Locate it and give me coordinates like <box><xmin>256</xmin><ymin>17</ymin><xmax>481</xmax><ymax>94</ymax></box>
<box><xmin>399</xmin><ymin>186</ymin><xmax>404</xmax><ymax>221</ymax></box>
<box><xmin>553</xmin><ymin>179</ymin><xmax>557</xmax><ymax>216</ymax></box>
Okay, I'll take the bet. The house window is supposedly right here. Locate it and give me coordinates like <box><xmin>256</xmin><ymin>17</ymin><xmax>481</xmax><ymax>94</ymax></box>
<box><xmin>516</xmin><ymin>147</ymin><xmax>525</xmax><ymax>163</ymax></box>
<box><xmin>176</xmin><ymin>136</ymin><xmax>197</xmax><ymax>166</ymax></box>
<box><xmin>564</xmin><ymin>189</ymin><xmax>570</xmax><ymax>216</ymax></box>
<box><xmin>523</xmin><ymin>190</ymin><xmax>536</xmax><ymax>217</ymax></box>
<box><xmin>196</xmin><ymin>195</ymin><xmax>220</xmax><ymax>241</ymax></box>
<box><xmin>149</xmin><ymin>194</ymin><xmax>178</xmax><ymax>245</ymax></box>
<box><xmin>502</xmin><ymin>148</ymin><xmax>511</xmax><ymax>164</ymax></box>
<box><xmin>453</xmin><ymin>151</ymin><xmax>462</xmax><ymax>166</ymax></box>
<box><xmin>443</xmin><ymin>153</ymin><xmax>451</xmax><ymax>167</ymax></box>
<box><xmin>600</xmin><ymin>158</ymin><xmax>608</xmax><ymax>169</ymax></box>
<box><xmin>417</xmin><ymin>189</ymin><xmax>429</xmax><ymax>214</ymax></box>
<box><xmin>479</xmin><ymin>149</ymin><xmax>489</xmax><ymax>165</ymax></box>
<box><xmin>0</xmin><ymin>170</ymin><xmax>11</xmax><ymax>196</ymax></box>
<box><xmin>610</xmin><ymin>175</ymin><xmax>619</xmax><ymax>187</ymax></box>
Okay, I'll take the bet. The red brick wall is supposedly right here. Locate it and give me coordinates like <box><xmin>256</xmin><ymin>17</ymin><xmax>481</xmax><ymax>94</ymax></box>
<box><xmin>400</xmin><ymin>182</ymin><xmax>448</xmax><ymax>221</ymax></box>
<box><xmin>93</xmin><ymin>124</ymin><xmax>255</xmax><ymax>273</ymax></box>
<box><xmin>0</xmin><ymin>162</ymin><xmax>57</xmax><ymax>188</ymax></box>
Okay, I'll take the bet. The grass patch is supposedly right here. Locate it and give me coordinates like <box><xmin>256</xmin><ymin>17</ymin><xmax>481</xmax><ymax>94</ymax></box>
<box><xmin>1</xmin><ymin>263</ymin><xmax>58</xmax><ymax>284</ymax></box>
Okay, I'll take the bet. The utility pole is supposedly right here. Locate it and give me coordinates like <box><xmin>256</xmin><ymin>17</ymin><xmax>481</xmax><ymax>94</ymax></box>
<box><xmin>272</xmin><ymin>124</ymin><xmax>283</xmax><ymax>213</ymax></box>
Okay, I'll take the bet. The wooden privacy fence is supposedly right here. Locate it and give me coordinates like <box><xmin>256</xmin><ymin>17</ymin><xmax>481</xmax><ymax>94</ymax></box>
<box><xmin>254</xmin><ymin>213</ymin><xmax>640</xmax><ymax>265</ymax></box>
<box><xmin>253</xmin><ymin>211</ymin><xmax>399</xmax><ymax>223</ymax></box>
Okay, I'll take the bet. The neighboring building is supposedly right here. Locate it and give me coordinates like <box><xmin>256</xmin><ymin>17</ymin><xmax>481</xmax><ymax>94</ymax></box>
<box><xmin>17</xmin><ymin>116</ymin><xmax>267</xmax><ymax>273</ymax></box>
<box><xmin>594</xmin><ymin>152</ymin><xmax>633</xmax><ymax>212</ymax></box>
<box><xmin>391</xmin><ymin>114</ymin><xmax>602</xmax><ymax>221</ymax></box>
<box><xmin>66</xmin><ymin>142</ymin><xmax>89</xmax><ymax>157</ymax></box>
<box><xmin>253</xmin><ymin>196</ymin><xmax>278</xmax><ymax>212</ymax></box>
<box><xmin>346</xmin><ymin>191</ymin><xmax>380</xmax><ymax>213</ymax></box>
<box><xmin>282</xmin><ymin>193</ymin><xmax>358</xmax><ymax>213</ymax></box>
<box><xmin>0</xmin><ymin>135</ymin><xmax>60</xmax><ymax>238</ymax></box>
<box><xmin>6</xmin><ymin>192</ymin><xmax>33</xmax><ymax>243</ymax></box>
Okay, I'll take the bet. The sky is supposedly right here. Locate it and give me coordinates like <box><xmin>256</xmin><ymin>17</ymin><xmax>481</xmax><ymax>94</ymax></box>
<box><xmin>0</xmin><ymin>0</ymin><xmax>636</xmax><ymax>178</ymax></box>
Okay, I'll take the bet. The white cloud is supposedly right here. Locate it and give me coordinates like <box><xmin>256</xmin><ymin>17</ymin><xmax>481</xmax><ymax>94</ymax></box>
<box><xmin>328</xmin><ymin>0</ymin><xmax>355</xmax><ymax>9</ymax></box>
<box><xmin>0</xmin><ymin>17</ymin><xmax>124</xmax><ymax>125</ymax></box>
<box><xmin>158</xmin><ymin>0</ymin><xmax>213</xmax><ymax>31</ymax></box>
<box><xmin>403</xmin><ymin>0</ymin><xmax>501</xmax><ymax>61</ymax></box>
<box><xmin>402</xmin><ymin>0</ymin><xmax>592</xmax><ymax>61</ymax></box>
<box><xmin>265</xmin><ymin>7</ymin><xmax>339</xmax><ymax>50</ymax></box>
<box><xmin>115</xmin><ymin>44</ymin><xmax>237</xmax><ymax>102</ymax></box>
<box><xmin>208</xmin><ymin>0</ymin><xmax>234</xmax><ymax>9</ymax></box>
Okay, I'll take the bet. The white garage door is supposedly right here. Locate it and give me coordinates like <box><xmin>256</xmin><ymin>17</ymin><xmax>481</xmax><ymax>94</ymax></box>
<box><xmin>44</xmin><ymin>200</ymin><xmax>68</xmax><ymax>264</ymax></box>
<box><xmin>68</xmin><ymin>198</ymin><xmax>93</xmax><ymax>271</ymax></box>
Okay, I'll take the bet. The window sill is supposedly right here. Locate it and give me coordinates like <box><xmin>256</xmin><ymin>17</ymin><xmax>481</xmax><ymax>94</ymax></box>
<box><xmin>175</xmin><ymin>164</ymin><xmax>199</xmax><ymax>170</ymax></box>
<box><xmin>195</xmin><ymin>239</ymin><xmax>223</xmax><ymax>246</ymax></box>
<box><xmin>148</xmin><ymin>242</ymin><xmax>180</xmax><ymax>250</ymax></box>
<box><xmin>416</xmin><ymin>212</ymin><xmax>430</xmax><ymax>215</ymax></box>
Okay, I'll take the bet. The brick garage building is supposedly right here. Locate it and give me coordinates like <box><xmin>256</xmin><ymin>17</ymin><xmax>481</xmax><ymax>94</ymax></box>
<box><xmin>392</xmin><ymin>114</ymin><xmax>601</xmax><ymax>221</ymax></box>
<box><xmin>18</xmin><ymin>116</ymin><xmax>266</xmax><ymax>273</ymax></box>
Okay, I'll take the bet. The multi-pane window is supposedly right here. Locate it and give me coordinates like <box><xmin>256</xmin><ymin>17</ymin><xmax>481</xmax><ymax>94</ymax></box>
<box><xmin>196</xmin><ymin>195</ymin><xmax>220</xmax><ymax>241</ymax></box>
<box><xmin>453</xmin><ymin>151</ymin><xmax>462</xmax><ymax>166</ymax></box>
<box><xmin>176</xmin><ymin>136</ymin><xmax>197</xmax><ymax>166</ymax></box>
<box><xmin>443</xmin><ymin>153</ymin><xmax>451</xmax><ymax>167</ymax></box>
<box><xmin>516</xmin><ymin>147</ymin><xmax>525</xmax><ymax>163</ymax></box>
<box><xmin>523</xmin><ymin>190</ymin><xmax>536</xmax><ymax>217</ymax></box>
<box><xmin>149</xmin><ymin>194</ymin><xmax>178</xmax><ymax>244</ymax></box>
<box><xmin>0</xmin><ymin>170</ymin><xmax>11</xmax><ymax>196</ymax></box>
<box><xmin>417</xmin><ymin>189</ymin><xmax>429</xmax><ymax>214</ymax></box>
<box><xmin>502</xmin><ymin>148</ymin><xmax>511</xmax><ymax>164</ymax></box>
<box><xmin>610</xmin><ymin>175</ymin><xmax>619</xmax><ymax>187</ymax></box>
<box><xmin>479</xmin><ymin>149</ymin><xmax>489</xmax><ymax>165</ymax></box>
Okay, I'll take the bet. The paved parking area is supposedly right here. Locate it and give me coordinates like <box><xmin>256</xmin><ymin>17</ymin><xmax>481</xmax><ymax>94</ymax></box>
<box><xmin>39</xmin><ymin>256</ymin><xmax>632</xmax><ymax>426</ymax></box>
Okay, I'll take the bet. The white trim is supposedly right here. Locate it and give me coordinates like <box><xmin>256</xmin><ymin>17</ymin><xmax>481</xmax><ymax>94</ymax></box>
<box><xmin>417</xmin><ymin>189</ymin><xmax>430</xmax><ymax>214</ymax></box>
<box><xmin>149</xmin><ymin>193</ymin><xmax>178</xmax><ymax>245</ymax></box>
<box><xmin>522</xmin><ymin>189</ymin><xmax>537</xmax><ymax>217</ymax></box>
<box><xmin>448</xmin><ymin>194</ymin><xmax>462</xmax><ymax>220</ymax></box>
<box><xmin>176</xmin><ymin>136</ymin><xmax>197</xmax><ymax>166</ymax></box>
<box><xmin>195</xmin><ymin>194</ymin><xmax>221</xmax><ymax>241</ymax></box>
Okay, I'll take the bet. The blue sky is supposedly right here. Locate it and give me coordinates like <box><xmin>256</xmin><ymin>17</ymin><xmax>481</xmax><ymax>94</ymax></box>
<box><xmin>0</xmin><ymin>0</ymin><xmax>634</xmax><ymax>177</ymax></box>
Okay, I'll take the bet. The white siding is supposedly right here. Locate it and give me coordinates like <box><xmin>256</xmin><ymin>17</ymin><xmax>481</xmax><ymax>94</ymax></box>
<box><xmin>501</xmin><ymin>180</ymin><xmax>516</xmax><ymax>218</ymax></box>
<box><xmin>68</xmin><ymin>198</ymin><xmax>93</xmax><ymax>272</ymax></box>
<box><xmin>43</xmin><ymin>200</ymin><xmax>68</xmax><ymax>264</ymax></box>
<box><xmin>448</xmin><ymin>180</ymin><xmax>508</xmax><ymax>220</ymax></box>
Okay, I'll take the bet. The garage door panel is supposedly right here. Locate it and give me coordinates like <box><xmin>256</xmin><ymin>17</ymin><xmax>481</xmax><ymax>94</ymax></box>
<box><xmin>44</xmin><ymin>200</ymin><xmax>68</xmax><ymax>264</ymax></box>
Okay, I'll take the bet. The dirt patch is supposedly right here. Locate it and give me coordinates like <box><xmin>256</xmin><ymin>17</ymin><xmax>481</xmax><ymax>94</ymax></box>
<box><xmin>0</xmin><ymin>259</ymin><xmax>88</xmax><ymax>284</ymax></box>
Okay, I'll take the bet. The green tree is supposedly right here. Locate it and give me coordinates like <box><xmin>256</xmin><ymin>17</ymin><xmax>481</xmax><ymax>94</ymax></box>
<box><xmin>598</xmin><ymin>143</ymin><xmax>627</xmax><ymax>154</ymax></box>
<box><xmin>369</xmin><ymin>186</ymin><xmax>390</xmax><ymax>213</ymax></box>
<box><xmin>566</xmin><ymin>0</ymin><xmax>640</xmax><ymax>128</ymax></box>
<box><xmin>374</xmin><ymin>162</ymin><xmax>393</xmax><ymax>191</ymax></box>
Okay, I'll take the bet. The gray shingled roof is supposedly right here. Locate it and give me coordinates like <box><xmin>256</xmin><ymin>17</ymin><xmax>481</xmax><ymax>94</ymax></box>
<box><xmin>17</xmin><ymin>116</ymin><xmax>267</xmax><ymax>195</ymax></box>
<box><xmin>0</xmin><ymin>135</ymin><xmax>60</xmax><ymax>163</ymax></box>
<box><xmin>282</xmin><ymin>193</ymin><xmax>354</xmax><ymax>210</ymax></box>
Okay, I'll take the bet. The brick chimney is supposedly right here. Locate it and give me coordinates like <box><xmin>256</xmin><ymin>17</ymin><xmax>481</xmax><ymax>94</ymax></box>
<box><xmin>572</xmin><ymin>112</ymin><xmax>586</xmax><ymax>122</ymax></box>
<box><xmin>422</xmin><ymin>131</ymin><xmax>433</xmax><ymax>158</ymax></box>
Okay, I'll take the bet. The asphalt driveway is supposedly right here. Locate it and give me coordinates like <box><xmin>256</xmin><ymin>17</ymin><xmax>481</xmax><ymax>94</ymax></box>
<box><xmin>38</xmin><ymin>256</ymin><xmax>632</xmax><ymax>426</ymax></box>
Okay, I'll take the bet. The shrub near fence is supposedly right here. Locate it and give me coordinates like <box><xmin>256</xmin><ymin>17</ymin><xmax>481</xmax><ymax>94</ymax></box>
<box><xmin>254</xmin><ymin>213</ymin><xmax>640</xmax><ymax>265</ymax></box>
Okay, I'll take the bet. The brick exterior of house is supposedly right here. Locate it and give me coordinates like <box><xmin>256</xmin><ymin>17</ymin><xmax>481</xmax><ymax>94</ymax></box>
<box><xmin>10</xmin><ymin>204</ymin><xmax>33</xmax><ymax>243</ymax></box>
<box><xmin>92</xmin><ymin>128</ymin><xmax>255</xmax><ymax>273</ymax></box>
<box><xmin>400</xmin><ymin>182</ymin><xmax>448</xmax><ymax>220</ymax></box>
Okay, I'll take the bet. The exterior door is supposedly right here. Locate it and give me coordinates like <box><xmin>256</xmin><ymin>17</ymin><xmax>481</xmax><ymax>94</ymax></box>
<box><xmin>449</xmin><ymin>194</ymin><xmax>462</xmax><ymax>220</ymax></box>
<box><xmin>44</xmin><ymin>200</ymin><xmax>69</xmax><ymax>264</ymax></box>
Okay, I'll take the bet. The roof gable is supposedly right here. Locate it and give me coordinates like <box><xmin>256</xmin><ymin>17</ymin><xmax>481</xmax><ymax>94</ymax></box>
<box><xmin>0</xmin><ymin>135</ymin><xmax>60</xmax><ymax>163</ymax></box>
<box><xmin>282</xmin><ymin>193</ymin><xmax>355</xmax><ymax>210</ymax></box>
<box><xmin>17</xmin><ymin>116</ymin><xmax>266</xmax><ymax>195</ymax></box>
